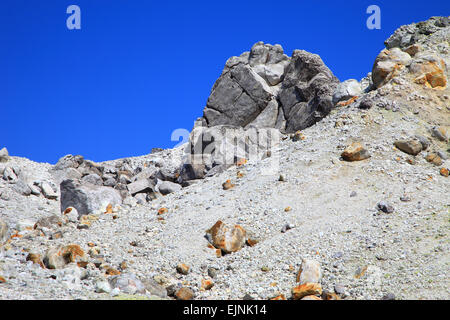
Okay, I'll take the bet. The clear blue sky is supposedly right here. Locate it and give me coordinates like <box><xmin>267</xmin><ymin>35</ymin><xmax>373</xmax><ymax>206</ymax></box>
<box><xmin>1</xmin><ymin>1</ymin><xmax>448</xmax><ymax>164</ymax></box>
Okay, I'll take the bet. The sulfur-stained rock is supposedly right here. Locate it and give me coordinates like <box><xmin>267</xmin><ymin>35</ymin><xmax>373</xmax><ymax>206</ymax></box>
<box><xmin>372</xmin><ymin>48</ymin><xmax>411</xmax><ymax>88</ymax></box>
<box><xmin>440</xmin><ymin>167</ymin><xmax>449</xmax><ymax>177</ymax></box>
<box><xmin>43</xmin><ymin>244</ymin><xmax>87</xmax><ymax>269</ymax></box>
<box><xmin>176</xmin><ymin>263</ymin><xmax>190</xmax><ymax>275</ymax></box>
<box><xmin>175</xmin><ymin>287</ymin><xmax>194</xmax><ymax>300</ymax></box>
<box><xmin>206</xmin><ymin>220</ymin><xmax>246</xmax><ymax>254</ymax></box>
<box><xmin>426</xmin><ymin>153</ymin><xmax>442</xmax><ymax>166</ymax></box>
<box><xmin>292</xmin><ymin>283</ymin><xmax>323</xmax><ymax>300</ymax></box>
<box><xmin>341</xmin><ymin>142</ymin><xmax>371</xmax><ymax>161</ymax></box>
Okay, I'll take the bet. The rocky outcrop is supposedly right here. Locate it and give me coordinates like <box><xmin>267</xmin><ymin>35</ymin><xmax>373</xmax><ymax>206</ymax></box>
<box><xmin>200</xmin><ymin>42</ymin><xmax>339</xmax><ymax>133</ymax></box>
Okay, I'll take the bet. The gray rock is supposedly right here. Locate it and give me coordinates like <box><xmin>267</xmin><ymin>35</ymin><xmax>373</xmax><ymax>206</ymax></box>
<box><xmin>12</xmin><ymin>180</ymin><xmax>32</xmax><ymax>196</ymax></box>
<box><xmin>29</xmin><ymin>183</ymin><xmax>41</xmax><ymax>196</ymax></box>
<box><xmin>157</xmin><ymin>181</ymin><xmax>182</xmax><ymax>195</ymax></box>
<box><xmin>0</xmin><ymin>147</ymin><xmax>9</xmax><ymax>162</ymax></box>
<box><xmin>60</xmin><ymin>179</ymin><xmax>122</xmax><ymax>216</ymax></box>
<box><xmin>108</xmin><ymin>273</ymin><xmax>146</xmax><ymax>295</ymax></box>
<box><xmin>377</xmin><ymin>201</ymin><xmax>394</xmax><ymax>214</ymax></box>
<box><xmin>332</xmin><ymin>79</ymin><xmax>362</xmax><ymax>104</ymax></box>
<box><xmin>414</xmin><ymin>135</ymin><xmax>430</xmax><ymax>150</ymax></box>
<box><xmin>81</xmin><ymin>173</ymin><xmax>103</xmax><ymax>186</ymax></box>
<box><xmin>95</xmin><ymin>279</ymin><xmax>112</xmax><ymax>293</ymax></box>
<box><xmin>41</xmin><ymin>181</ymin><xmax>58</xmax><ymax>200</ymax></box>
<box><xmin>201</xmin><ymin>42</ymin><xmax>338</xmax><ymax>133</ymax></box>
<box><xmin>134</xmin><ymin>193</ymin><xmax>147</xmax><ymax>204</ymax></box>
<box><xmin>127</xmin><ymin>178</ymin><xmax>155</xmax><ymax>196</ymax></box>
<box><xmin>279</xmin><ymin>50</ymin><xmax>339</xmax><ymax>132</ymax></box>
<box><xmin>53</xmin><ymin>154</ymin><xmax>84</xmax><ymax>171</ymax></box>
<box><xmin>142</xmin><ymin>278</ymin><xmax>168</xmax><ymax>299</ymax></box>
<box><xmin>297</xmin><ymin>259</ymin><xmax>322</xmax><ymax>284</ymax></box>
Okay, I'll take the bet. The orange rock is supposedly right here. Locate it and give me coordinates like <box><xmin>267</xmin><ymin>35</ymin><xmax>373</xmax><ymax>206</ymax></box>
<box><xmin>426</xmin><ymin>153</ymin><xmax>442</xmax><ymax>166</ymax></box>
<box><xmin>26</xmin><ymin>253</ymin><xmax>45</xmax><ymax>268</ymax></box>
<box><xmin>413</xmin><ymin>60</ymin><xmax>447</xmax><ymax>89</ymax></box>
<box><xmin>440</xmin><ymin>168</ymin><xmax>449</xmax><ymax>177</ymax></box>
<box><xmin>77</xmin><ymin>261</ymin><xmax>89</xmax><ymax>268</ymax></box>
<box><xmin>87</xmin><ymin>242</ymin><xmax>95</xmax><ymax>247</ymax></box>
<box><xmin>158</xmin><ymin>207</ymin><xmax>168</xmax><ymax>215</ymax></box>
<box><xmin>270</xmin><ymin>294</ymin><xmax>286</xmax><ymax>300</ymax></box>
<box><xmin>236</xmin><ymin>158</ymin><xmax>247</xmax><ymax>166</ymax></box>
<box><xmin>206</xmin><ymin>220</ymin><xmax>246</xmax><ymax>253</ymax></box>
<box><xmin>336</xmin><ymin>96</ymin><xmax>358</xmax><ymax>107</ymax></box>
<box><xmin>175</xmin><ymin>287</ymin><xmax>194</xmax><ymax>300</ymax></box>
<box><xmin>0</xmin><ymin>276</ymin><xmax>6</xmax><ymax>283</ymax></box>
<box><xmin>237</xmin><ymin>171</ymin><xmax>244</xmax><ymax>178</ymax></box>
<box><xmin>222</xmin><ymin>180</ymin><xmax>235</xmax><ymax>190</ymax></box>
<box><xmin>292</xmin><ymin>283</ymin><xmax>323</xmax><ymax>300</ymax></box>
<box><xmin>105</xmin><ymin>267</ymin><xmax>121</xmax><ymax>276</ymax></box>
<box><xmin>176</xmin><ymin>263</ymin><xmax>190</xmax><ymax>275</ymax></box>
<box><xmin>246</xmin><ymin>238</ymin><xmax>258</xmax><ymax>247</ymax></box>
<box><xmin>215</xmin><ymin>249</ymin><xmax>222</xmax><ymax>258</ymax></box>
<box><xmin>341</xmin><ymin>142</ymin><xmax>370</xmax><ymax>161</ymax></box>
<box><xmin>355</xmin><ymin>266</ymin><xmax>368</xmax><ymax>279</ymax></box>
<box><xmin>284</xmin><ymin>206</ymin><xmax>292</xmax><ymax>212</ymax></box>
<box><xmin>322</xmin><ymin>291</ymin><xmax>341</xmax><ymax>300</ymax></box>
<box><xmin>61</xmin><ymin>244</ymin><xmax>85</xmax><ymax>263</ymax></box>
<box><xmin>105</xmin><ymin>204</ymin><xmax>113</xmax><ymax>214</ymax></box>
<box><xmin>201</xmin><ymin>279</ymin><xmax>214</xmax><ymax>290</ymax></box>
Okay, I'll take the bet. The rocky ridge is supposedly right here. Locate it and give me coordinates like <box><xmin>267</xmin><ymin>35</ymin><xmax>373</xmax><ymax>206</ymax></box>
<box><xmin>0</xmin><ymin>16</ymin><xmax>449</xmax><ymax>300</ymax></box>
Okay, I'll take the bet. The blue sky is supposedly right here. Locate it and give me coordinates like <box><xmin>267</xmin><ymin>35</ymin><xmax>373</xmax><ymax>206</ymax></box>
<box><xmin>0</xmin><ymin>0</ymin><xmax>448</xmax><ymax>164</ymax></box>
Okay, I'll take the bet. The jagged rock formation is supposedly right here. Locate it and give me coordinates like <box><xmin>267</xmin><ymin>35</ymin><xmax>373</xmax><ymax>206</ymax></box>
<box><xmin>200</xmin><ymin>41</ymin><xmax>340</xmax><ymax>133</ymax></box>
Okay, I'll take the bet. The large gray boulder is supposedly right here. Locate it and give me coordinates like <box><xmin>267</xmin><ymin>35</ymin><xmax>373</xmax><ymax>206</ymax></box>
<box><xmin>200</xmin><ymin>42</ymin><xmax>339</xmax><ymax>133</ymax></box>
<box><xmin>60</xmin><ymin>179</ymin><xmax>122</xmax><ymax>217</ymax></box>
<box><xmin>279</xmin><ymin>50</ymin><xmax>339</xmax><ymax>132</ymax></box>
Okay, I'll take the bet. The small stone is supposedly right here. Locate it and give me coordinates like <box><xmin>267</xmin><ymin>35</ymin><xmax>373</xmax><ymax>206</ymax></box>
<box><xmin>222</xmin><ymin>180</ymin><xmax>235</xmax><ymax>190</ymax></box>
<box><xmin>394</xmin><ymin>139</ymin><xmax>422</xmax><ymax>156</ymax></box>
<box><xmin>176</xmin><ymin>263</ymin><xmax>190</xmax><ymax>275</ymax></box>
<box><xmin>292</xmin><ymin>131</ymin><xmax>306</xmax><ymax>142</ymax></box>
<box><xmin>341</xmin><ymin>142</ymin><xmax>370</xmax><ymax>161</ymax></box>
<box><xmin>296</xmin><ymin>259</ymin><xmax>322</xmax><ymax>284</ymax></box>
<box><xmin>425</xmin><ymin>153</ymin><xmax>442</xmax><ymax>166</ymax></box>
<box><xmin>95</xmin><ymin>279</ymin><xmax>112</xmax><ymax>293</ymax></box>
<box><xmin>105</xmin><ymin>267</ymin><xmax>121</xmax><ymax>276</ymax></box>
<box><xmin>278</xmin><ymin>174</ymin><xmax>286</xmax><ymax>182</ymax></box>
<box><xmin>41</xmin><ymin>182</ymin><xmax>58</xmax><ymax>200</ymax></box>
<box><xmin>206</xmin><ymin>220</ymin><xmax>246</xmax><ymax>253</ymax></box>
<box><xmin>381</xmin><ymin>293</ymin><xmax>396</xmax><ymax>300</ymax></box>
<box><xmin>281</xmin><ymin>224</ymin><xmax>294</xmax><ymax>233</ymax></box>
<box><xmin>50</xmin><ymin>231</ymin><xmax>63</xmax><ymax>240</ymax></box>
<box><xmin>207</xmin><ymin>267</ymin><xmax>217</xmax><ymax>279</ymax></box>
<box><xmin>201</xmin><ymin>279</ymin><xmax>214</xmax><ymax>290</ymax></box>
<box><xmin>350</xmin><ymin>191</ymin><xmax>357</xmax><ymax>197</ymax></box>
<box><xmin>377</xmin><ymin>201</ymin><xmax>394</xmax><ymax>214</ymax></box>
<box><xmin>334</xmin><ymin>284</ymin><xmax>345</xmax><ymax>295</ymax></box>
<box><xmin>440</xmin><ymin>168</ymin><xmax>449</xmax><ymax>177</ymax></box>
<box><xmin>322</xmin><ymin>291</ymin><xmax>341</xmax><ymax>300</ymax></box>
<box><xmin>431</xmin><ymin>126</ymin><xmax>448</xmax><ymax>142</ymax></box>
<box><xmin>246</xmin><ymin>238</ymin><xmax>258</xmax><ymax>247</ymax></box>
<box><xmin>175</xmin><ymin>287</ymin><xmax>194</xmax><ymax>300</ymax></box>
